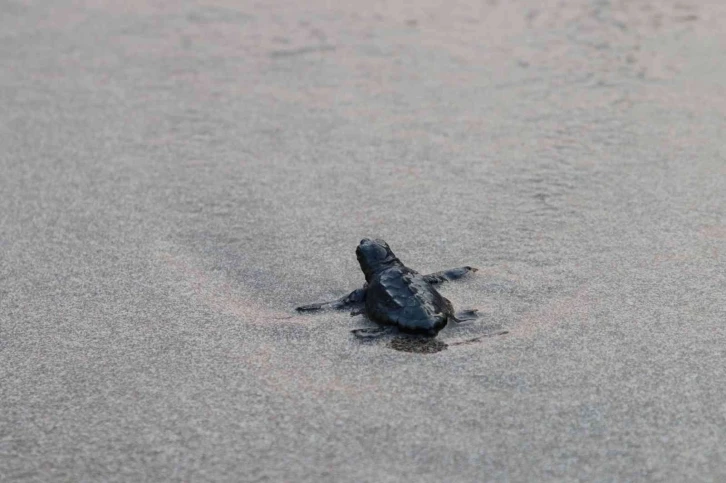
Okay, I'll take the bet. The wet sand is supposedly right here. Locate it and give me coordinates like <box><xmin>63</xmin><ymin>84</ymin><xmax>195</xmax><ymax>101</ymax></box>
<box><xmin>2</xmin><ymin>1</ymin><xmax>726</xmax><ymax>481</ymax></box>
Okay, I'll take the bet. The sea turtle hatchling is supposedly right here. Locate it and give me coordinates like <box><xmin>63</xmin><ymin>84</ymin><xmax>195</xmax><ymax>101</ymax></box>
<box><xmin>296</xmin><ymin>238</ymin><xmax>480</xmax><ymax>337</ymax></box>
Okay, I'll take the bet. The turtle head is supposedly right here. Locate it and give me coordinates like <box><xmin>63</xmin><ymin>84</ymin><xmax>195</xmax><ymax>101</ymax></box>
<box><xmin>356</xmin><ymin>238</ymin><xmax>400</xmax><ymax>280</ymax></box>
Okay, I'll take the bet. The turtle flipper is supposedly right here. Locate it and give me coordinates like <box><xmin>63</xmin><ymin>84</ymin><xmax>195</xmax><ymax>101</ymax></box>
<box><xmin>351</xmin><ymin>326</ymin><xmax>395</xmax><ymax>339</ymax></box>
<box><xmin>452</xmin><ymin>309</ymin><xmax>479</xmax><ymax>323</ymax></box>
<box><xmin>423</xmin><ymin>266</ymin><xmax>478</xmax><ymax>284</ymax></box>
<box><xmin>296</xmin><ymin>287</ymin><xmax>366</xmax><ymax>312</ymax></box>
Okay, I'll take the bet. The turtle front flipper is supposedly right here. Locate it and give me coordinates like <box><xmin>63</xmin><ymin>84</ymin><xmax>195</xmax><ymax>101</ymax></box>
<box><xmin>296</xmin><ymin>287</ymin><xmax>366</xmax><ymax>312</ymax></box>
<box><xmin>423</xmin><ymin>266</ymin><xmax>478</xmax><ymax>284</ymax></box>
<box><xmin>452</xmin><ymin>309</ymin><xmax>479</xmax><ymax>323</ymax></box>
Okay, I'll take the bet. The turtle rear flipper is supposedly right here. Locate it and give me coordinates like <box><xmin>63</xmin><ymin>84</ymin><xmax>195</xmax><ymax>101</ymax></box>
<box><xmin>351</xmin><ymin>326</ymin><xmax>395</xmax><ymax>338</ymax></box>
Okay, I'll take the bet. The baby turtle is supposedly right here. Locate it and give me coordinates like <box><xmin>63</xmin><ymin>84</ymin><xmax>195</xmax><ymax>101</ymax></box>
<box><xmin>296</xmin><ymin>238</ymin><xmax>479</xmax><ymax>337</ymax></box>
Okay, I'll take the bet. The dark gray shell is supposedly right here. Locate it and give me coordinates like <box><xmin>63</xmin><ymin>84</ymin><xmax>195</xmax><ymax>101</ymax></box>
<box><xmin>357</xmin><ymin>239</ymin><xmax>456</xmax><ymax>336</ymax></box>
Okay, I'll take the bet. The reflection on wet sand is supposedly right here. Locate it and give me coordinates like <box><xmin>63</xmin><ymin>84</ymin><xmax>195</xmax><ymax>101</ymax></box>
<box><xmin>389</xmin><ymin>330</ymin><xmax>509</xmax><ymax>354</ymax></box>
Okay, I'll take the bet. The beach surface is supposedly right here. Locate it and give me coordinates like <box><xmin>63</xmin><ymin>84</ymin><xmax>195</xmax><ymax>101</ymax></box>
<box><xmin>2</xmin><ymin>1</ymin><xmax>726</xmax><ymax>481</ymax></box>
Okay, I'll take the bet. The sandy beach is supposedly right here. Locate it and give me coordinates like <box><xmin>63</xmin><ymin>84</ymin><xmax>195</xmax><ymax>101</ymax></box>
<box><xmin>2</xmin><ymin>1</ymin><xmax>726</xmax><ymax>481</ymax></box>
